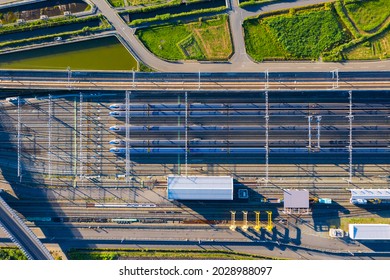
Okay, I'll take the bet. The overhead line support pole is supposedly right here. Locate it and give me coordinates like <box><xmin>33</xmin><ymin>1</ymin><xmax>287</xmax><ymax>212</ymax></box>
<box><xmin>17</xmin><ymin>97</ymin><xmax>21</xmax><ymax>179</ymax></box>
<box><xmin>331</xmin><ymin>69</ymin><xmax>339</xmax><ymax>89</ymax></box>
<box><xmin>48</xmin><ymin>94</ymin><xmax>52</xmax><ymax>180</ymax></box>
<box><xmin>316</xmin><ymin>116</ymin><xmax>321</xmax><ymax>149</ymax></box>
<box><xmin>185</xmin><ymin>91</ymin><xmax>188</xmax><ymax>177</ymax></box>
<box><xmin>125</xmin><ymin>90</ymin><xmax>131</xmax><ymax>186</ymax></box>
<box><xmin>198</xmin><ymin>71</ymin><xmax>201</xmax><ymax>90</ymax></box>
<box><xmin>79</xmin><ymin>92</ymin><xmax>83</xmax><ymax>180</ymax></box>
<box><xmin>264</xmin><ymin>91</ymin><xmax>269</xmax><ymax>187</ymax></box>
<box><xmin>307</xmin><ymin>115</ymin><xmax>312</xmax><ymax>150</ymax></box>
<box><xmin>132</xmin><ymin>70</ymin><xmax>135</xmax><ymax>88</ymax></box>
<box><xmin>348</xmin><ymin>90</ymin><xmax>353</xmax><ymax>183</ymax></box>
<box><xmin>265</xmin><ymin>70</ymin><xmax>269</xmax><ymax>89</ymax></box>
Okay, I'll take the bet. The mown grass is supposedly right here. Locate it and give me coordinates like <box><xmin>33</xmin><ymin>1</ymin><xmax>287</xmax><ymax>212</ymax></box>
<box><xmin>0</xmin><ymin>247</ymin><xmax>28</xmax><ymax>260</ymax></box>
<box><xmin>243</xmin><ymin>19</ymin><xmax>288</xmax><ymax>61</ymax></box>
<box><xmin>129</xmin><ymin>0</ymin><xmax>169</xmax><ymax>5</ymax></box>
<box><xmin>136</xmin><ymin>15</ymin><xmax>232</xmax><ymax>61</ymax></box>
<box><xmin>340</xmin><ymin>217</ymin><xmax>390</xmax><ymax>232</ymax></box>
<box><xmin>244</xmin><ymin>6</ymin><xmax>350</xmax><ymax>61</ymax></box>
<box><xmin>108</xmin><ymin>0</ymin><xmax>126</xmax><ymax>7</ymax></box>
<box><xmin>345</xmin><ymin>29</ymin><xmax>390</xmax><ymax>60</ymax></box>
<box><xmin>68</xmin><ymin>248</ymin><xmax>278</xmax><ymax>260</ymax></box>
<box><xmin>344</xmin><ymin>0</ymin><xmax>390</xmax><ymax>32</ymax></box>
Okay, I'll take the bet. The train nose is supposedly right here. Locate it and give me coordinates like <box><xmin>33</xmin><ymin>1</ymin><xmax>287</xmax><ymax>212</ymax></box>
<box><xmin>109</xmin><ymin>140</ymin><xmax>119</xmax><ymax>145</ymax></box>
<box><xmin>109</xmin><ymin>112</ymin><xmax>119</xmax><ymax>116</ymax></box>
<box><xmin>109</xmin><ymin>126</ymin><xmax>119</xmax><ymax>131</ymax></box>
<box><xmin>109</xmin><ymin>148</ymin><xmax>118</xmax><ymax>153</ymax></box>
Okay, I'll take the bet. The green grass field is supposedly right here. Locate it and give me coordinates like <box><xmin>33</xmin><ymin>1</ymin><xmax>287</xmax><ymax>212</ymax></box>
<box><xmin>340</xmin><ymin>217</ymin><xmax>390</xmax><ymax>232</ymax></box>
<box><xmin>344</xmin><ymin>0</ymin><xmax>390</xmax><ymax>32</ymax></box>
<box><xmin>244</xmin><ymin>7</ymin><xmax>350</xmax><ymax>61</ymax></box>
<box><xmin>345</xmin><ymin>29</ymin><xmax>390</xmax><ymax>60</ymax></box>
<box><xmin>243</xmin><ymin>20</ymin><xmax>288</xmax><ymax>61</ymax></box>
<box><xmin>136</xmin><ymin>16</ymin><xmax>233</xmax><ymax>61</ymax></box>
<box><xmin>128</xmin><ymin>0</ymin><xmax>169</xmax><ymax>5</ymax></box>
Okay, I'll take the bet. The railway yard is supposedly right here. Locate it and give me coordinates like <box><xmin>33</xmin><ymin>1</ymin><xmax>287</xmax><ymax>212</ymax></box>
<box><xmin>0</xmin><ymin>88</ymin><xmax>389</xmax><ymax>226</ymax></box>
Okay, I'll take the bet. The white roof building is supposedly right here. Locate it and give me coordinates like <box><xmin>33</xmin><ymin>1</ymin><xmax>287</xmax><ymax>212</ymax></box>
<box><xmin>167</xmin><ymin>176</ymin><xmax>233</xmax><ymax>200</ymax></box>
<box><xmin>349</xmin><ymin>224</ymin><xmax>390</xmax><ymax>240</ymax></box>
<box><xmin>350</xmin><ymin>189</ymin><xmax>390</xmax><ymax>200</ymax></box>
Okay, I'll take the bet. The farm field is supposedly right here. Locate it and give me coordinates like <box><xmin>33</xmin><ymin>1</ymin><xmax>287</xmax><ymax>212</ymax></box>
<box><xmin>136</xmin><ymin>15</ymin><xmax>232</xmax><ymax>61</ymax></box>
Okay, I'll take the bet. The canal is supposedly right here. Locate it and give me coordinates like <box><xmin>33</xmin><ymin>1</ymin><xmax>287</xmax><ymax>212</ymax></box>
<box><xmin>0</xmin><ymin>36</ymin><xmax>138</xmax><ymax>70</ymax></box>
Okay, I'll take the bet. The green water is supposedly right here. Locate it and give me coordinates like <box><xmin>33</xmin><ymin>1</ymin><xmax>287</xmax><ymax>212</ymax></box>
<box><xmin>0</xmin><ymin>36</ymin><xmax>138</xmax><ymax>70</ymax></box>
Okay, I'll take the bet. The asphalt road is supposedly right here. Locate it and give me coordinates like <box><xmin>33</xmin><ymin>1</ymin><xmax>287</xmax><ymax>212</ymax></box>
<box><xmin>2</xmin><ymin>221</ymin><xmax>387</xmax><ymax>260</ymax></box>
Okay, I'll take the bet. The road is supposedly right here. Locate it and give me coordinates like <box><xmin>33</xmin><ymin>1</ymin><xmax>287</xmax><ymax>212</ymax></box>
<box><xmin>1</xmin><ymin>221</ymin><xmax>388</xmax><ymax>260</ymax></box>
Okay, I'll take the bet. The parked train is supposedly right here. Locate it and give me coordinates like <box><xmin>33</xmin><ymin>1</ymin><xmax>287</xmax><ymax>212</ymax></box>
<box><xmin>109</xmin><ymin>110</ymin><xmax>264</xmax><ymax>117</ymax></box>
<box><xmin>108</xmin><ymin>125</ymin><xmax>300</xmax><ymax>132</ymax></box>
<box><xmin>109</xmin><ymin>147</ymin><xmax>390</xmax><ymax>155</ymax></box>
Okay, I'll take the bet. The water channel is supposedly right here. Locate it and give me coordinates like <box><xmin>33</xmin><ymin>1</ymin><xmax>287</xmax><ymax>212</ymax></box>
<box><xmin>0</xmin><ymin>36</ymin><xmax>138</xmax><ymax>70</ymax></box>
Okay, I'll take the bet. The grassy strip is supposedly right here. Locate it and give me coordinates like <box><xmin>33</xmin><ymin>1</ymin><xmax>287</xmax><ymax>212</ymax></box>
<box><xmin>0</xmin><ymin>247</ymin><xmax>28</xmax><ymax>260</ymax></box>
<box><xmin>239</xmin><ymin>0</ymin><xmax>279</xmax><ymax>9</ymax></box>
<box><xmin>0</xmin><ymin>17</ymin><xmax>111</xmax><ymax>50</ymax></box>
<box><xmin>129</xmin><ymin>6</ymin><xmax>226</xmax><ymax>26</ymax></box>
<box><xmin>108</xmin><ymin>0</ymin><xmax>125</xmax><ymax>7</ymax></box>
<box><xmin>0</xmin><ymin>15</ymin><xmax>104</xmax><ymax>36</ymax></box>
<box><xmin>68</xmin><ymin>248</ymin><xmax>279</xmax><ymax>260</ymax></box>
<box><xmin>120</xmin><ymin>0</ymin><xmax>182</xmax><ymax>15</ymax></box>
<box><xmin>333</xmin><ymin>0</ymin><xmax>361</xmax><ymax>39</ymax></box>
<box><xmin>339</xmin><ymin>217</ymin><xmax>390</xmax><ymax>232</ymax></box>
<box><xmin>139</xmin><ymin>61</ymin><xmax>155</xmax><ymax>72</ymax></box>
<box><xmin>0</xmin><ymin>25</ymin><xmax>110</xmax><ymax>50</ymax></box>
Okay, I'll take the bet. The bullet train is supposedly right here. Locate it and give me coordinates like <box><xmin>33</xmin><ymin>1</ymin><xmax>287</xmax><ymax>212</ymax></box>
<box><xmin>109</xmin><ymin>147</ymin><xmax>390</xmax><ymax>155</ymax></box>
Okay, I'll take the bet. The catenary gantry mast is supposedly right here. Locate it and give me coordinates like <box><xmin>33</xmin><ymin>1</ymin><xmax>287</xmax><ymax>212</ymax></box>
<box><xmin>125</xmin><ymin>90</ymin><xmax>131</xmax><ymax>185</ymax></box>
<box><xmin>17</xmin><ymin>97</ymin><xmax>21</xmax><ymax>179</ymax></box>
<box><xmin>347</xmin><ymin>90</ymin><xmax>353</xmax><ymax>183</ymax></box>
<box><xmin>48</xmin><ymin>94</ymin><xmax>52</xmax><ymax>179</ymax></box>
<box><xmin>79</xmin><ymin>92</ymin><xmax>83</xmax><ymax>181</ymax></box>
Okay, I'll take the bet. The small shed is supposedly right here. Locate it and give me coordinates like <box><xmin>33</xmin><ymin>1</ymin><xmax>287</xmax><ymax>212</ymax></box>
<box><xmin>283</xmin><ymin>189</ymin><xmax>309</xmax><ymax>214</ymax></box>
<box><xmin>167</xmin><ymin>176</ymin><xmax>233</xmax><ymax>200</ymax></box>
